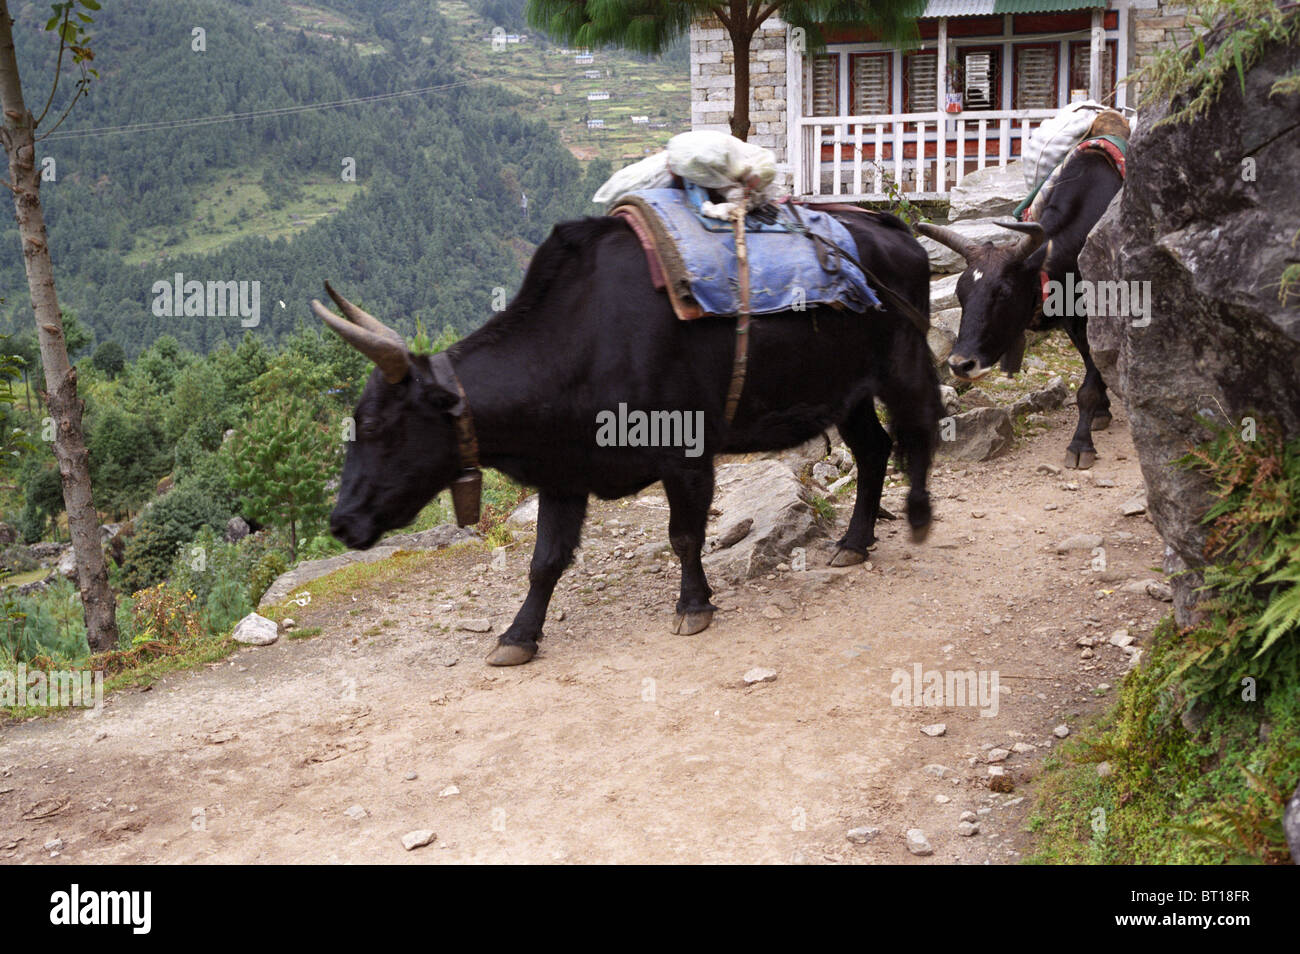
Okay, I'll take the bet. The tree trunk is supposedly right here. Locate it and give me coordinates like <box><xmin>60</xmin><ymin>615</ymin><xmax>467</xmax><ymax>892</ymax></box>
<box><xmin>0</xmin><ymin>3</ymin><xmax>118</xmax><ymax>652</ymax></box>
<box><xmin>729</xmin><ymin>23</ymin><xmax>753</xmax><ymax>141</ymax></box>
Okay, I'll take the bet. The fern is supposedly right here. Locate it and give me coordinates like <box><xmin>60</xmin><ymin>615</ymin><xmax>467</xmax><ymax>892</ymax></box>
<box><xmin>1174</xmin><ymin>418</ymin><xmax>1300</xmax><ymax>698</ymax></box>
<box><xmin>1255</xmin><ymin>555</ymin><xmax>1300</xmax><ymax>654</ymax></box>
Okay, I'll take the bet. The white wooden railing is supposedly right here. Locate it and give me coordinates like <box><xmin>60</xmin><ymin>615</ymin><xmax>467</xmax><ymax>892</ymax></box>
<box><xmin>794</xmin><ymin>108</ymin><xmax>1059</xmax><ymax>201</ymax></box>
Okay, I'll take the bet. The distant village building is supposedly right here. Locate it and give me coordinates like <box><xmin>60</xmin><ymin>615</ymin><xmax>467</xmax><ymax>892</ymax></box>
<box><xmin>586</xmin><ymin>118</ymin><xmax>606</xmax><ymax>129</ymax></box>
<box><xmin>587</xmin><ymin>90</ymin><xmax>610</xmax><ymax>101</ymax></box>
<box><xmin>631</xmin><ymin>115</ymin><xmax>650</xmax><ymax>124</ymax></box>
<box><xmin>690</xmin><ymin>1</ymin><xmax>1192</xmax><ymax>200</ymax></box>
<box><xmin>583</xmin><ymin>69</ymin><xmax>602</xmax><ymax>79</ymax></box>
<box><xmin>575</xmin><ymin>52</ymin><xmax>594</xmax><ymax>64</ymax></box>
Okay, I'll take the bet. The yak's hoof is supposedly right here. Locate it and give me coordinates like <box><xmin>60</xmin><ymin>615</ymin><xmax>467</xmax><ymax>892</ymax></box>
<box><xmin>1064</xmin><ymin>448</ymin><xmax>1097</xmax><ymax>470</ymax></box>
<box><xmin>672</xmin><ymin>609</ymin><xmax>714</xmax><ymax>635</ymax></box>
<box><xmin>1093</xmin><ymin>414</ymin><xmax>1113</xmax><ymax>432</ymax></box>
<box><xmin>829</xmin><ymin>547</ymin><xmax>866</xmax><ymax>567</ymax></box>
<box><xmin>910</xmin><ymin>523</ymin><xmax>932</xmax><ymax>544</ymax></box>
<box><xmin>486</xmin><ymin>642</ymin><xmax>536</xmax><ymax>666</ymax></box>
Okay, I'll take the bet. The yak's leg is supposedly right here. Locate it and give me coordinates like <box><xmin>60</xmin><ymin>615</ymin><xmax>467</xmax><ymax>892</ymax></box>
<box><xmin>1087</xmin><ymin>318</ymin><xmax>1113</xmax><ymax>431</ymax></box>
<box><xmin>829</xmin><ymin>399</ymin><xmax>892</xmax><ymax>566</ymax></box>
<box><xmin>486</xmin><ymin>491</ymin><xmax>587</xmax><ymax>666</ymax></box>
<box><xmin>896</xmin><ymin>419</ymin><xmax>935</xmax><ymax>542</ymax></box>
<box><xmin>1062</xmin><ymin>319</ymin><xmax>1106</xmax><ymax>469</ymax></box>
<box><xmin>662</xmin><ymin>467</ymin><xmax>717</xmax><ymax>636</ymax></box>
<box><xmin>881</xmin><ymin>381</ymin><xmax>937</xmax><ymax>543</ymax></box>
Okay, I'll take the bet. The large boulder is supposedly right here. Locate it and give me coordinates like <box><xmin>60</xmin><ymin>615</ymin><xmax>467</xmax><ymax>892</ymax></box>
<box><xmin>927</xmin><ymin>306</ymin><xmax>963</xmax><ymax>364</ymax></box>
<box><xmin>1079</xmin><ymin>33</ymin><xmax>1300</xmax><ymax>625</ymax></box>
<box><xmin>929</xmin><ymin>273</ymin><xmax>962</xmax><ymax>312</ymax></box>
<box><xmin>947</xmin><ymin>161</ymin><xmax>1026</xmax><ymax>223</ymax></box>
<box><xmin>383</xmin><ymin>525</ymin><xmax>479</xmax><ymax>550</ymax></box>
<box><xmin>57</xmin><ymin>548</ymin><xmax>77</xmax><ymax>580</ymax></box>
<box><xmin>703</xmin><ymin>459</ymin><xmax>826</xmax><ymax>583</ymax></box>
<box><xmin>232</xmin><ymin>612</ymin><xmax>279</xmax><ymax>646</ymax></box>
<box><xmin>257</xmin><ymin>525</ymin><xmax>478</xmax><ymax>608</ymax></box>
<box><xmin>506</xmin><ymin>494</ymin><xmax>540</xmax><ymax>527</ymax></box>
<box><xmin>937</xmin><ymin>407</ymin><xmax>1014</xmax><ymax>462</ymax></box>
<box><xmin>224</xmin><ymin>516</ymin><xmax>250</xmax><ymax>543</ymax></box>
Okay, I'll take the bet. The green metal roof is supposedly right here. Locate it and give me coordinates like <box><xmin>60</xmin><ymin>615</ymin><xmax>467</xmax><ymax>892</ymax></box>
<box><xmin>921</xmin><ymin>0</ymin><xmax>1105</xmax><ymax>14</ymax></box>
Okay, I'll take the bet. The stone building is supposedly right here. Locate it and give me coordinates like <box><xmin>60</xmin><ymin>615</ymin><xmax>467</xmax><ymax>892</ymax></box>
<box><xmin>689</xmin><ymin>1</ymin><xmax>1197</xmax><ymax>200</ymax></box>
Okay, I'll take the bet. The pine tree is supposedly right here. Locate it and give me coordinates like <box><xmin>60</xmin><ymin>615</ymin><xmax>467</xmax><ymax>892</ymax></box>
<box><xmin>229</xmin><ymin>397</ymin><xmax>337</xmax><ymax>559</ymax></box>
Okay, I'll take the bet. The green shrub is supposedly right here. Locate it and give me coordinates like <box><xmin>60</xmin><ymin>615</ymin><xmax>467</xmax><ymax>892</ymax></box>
<box><xmin>0</xmin><ymin>580</ymin><xmax>89</xmax><ymax>664</ymax></box>
<box><xmin>1</xmin><ymin>545</ymin><xmax>38</xmax><ymax>575</ymax></box>
<box><xmin>166</xmin><ymin>526</ymin><xmax>257</xmax><ymax>636</ymax></box>
<box><xmin>299</xmin><ymin>533</ymin><xmax>346</xmax><ymax>561</ymax></box>
<box><xmin>17</xmin><ymin>500</ymin><xmax>45</xmax><ymax>544</ymax></box>
<box><xmin>119</xmin><ymin>482</ymin><xmax>233</xmax><ymax>595</ymax></box>
<box><xmin>204</xmin><ymin>577</ymin><xmax>253</xmax><ymax>637</ymax></box>
<box><xmin>128</xmin><ymin>582</ymin><xmax>204</xmax><ymax>647</ymax></box>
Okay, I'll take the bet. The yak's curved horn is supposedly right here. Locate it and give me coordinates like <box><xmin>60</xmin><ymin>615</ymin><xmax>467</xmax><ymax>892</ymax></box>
<box><xmin>312</xmin><ymin>299</ymin><xmax>409</xmax><ymax>383</ymax></box>
<box><xmin>996</xmin><ymin>221</ymin><xmax>1047</xmax><ymax>264</ymax></box>
<box><xmin>324</xmin><ymin>281</ymin><xmax>404</xmax><ymax>345</ymax></box>
<box><xmin>915</xmin><ymin>222</ymin><xmax>977</xmax><ymax>262</ymax></box>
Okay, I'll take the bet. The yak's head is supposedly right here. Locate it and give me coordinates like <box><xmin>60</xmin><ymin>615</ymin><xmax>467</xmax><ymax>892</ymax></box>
<box><xmin>917</xmin><ymin>221</ymin><xmax>1047</xmax><ymax>382</ymax></box>
<box><xmin>312</xmin><ymin>284</ymin><xmax>463</xmax><ymax>550</ymax></box>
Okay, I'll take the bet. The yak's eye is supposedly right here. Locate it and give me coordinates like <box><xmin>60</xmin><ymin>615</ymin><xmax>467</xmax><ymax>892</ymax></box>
<box><xmin>357</xmin><ymin>416</ymin><xmax>379</xmax><ymax>439</ymax></box>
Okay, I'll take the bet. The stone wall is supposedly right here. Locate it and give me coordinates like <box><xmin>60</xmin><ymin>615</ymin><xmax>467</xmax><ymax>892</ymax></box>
<box><xmin>1126</xmin><ymin>0</ymin><xmax>1198</xmax><ymax>105</ymax></box>
<box><xmin>689</xmin><ymin>17</ymin><xmax>789</xmax><ymax>174</ymax></box>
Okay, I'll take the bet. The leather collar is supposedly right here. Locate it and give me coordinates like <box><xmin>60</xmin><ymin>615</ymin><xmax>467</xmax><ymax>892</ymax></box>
<box><xmin>424</xmin><ymin>351</ymin><xmax>482</xmax><ymax>527</ymax></box>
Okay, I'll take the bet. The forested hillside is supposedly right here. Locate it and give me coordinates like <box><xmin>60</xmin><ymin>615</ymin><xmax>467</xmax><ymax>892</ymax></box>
<box><xmin>0</xmin><ymin>0</ymin><xmax>621</xmax><ymax>356</ymax></box>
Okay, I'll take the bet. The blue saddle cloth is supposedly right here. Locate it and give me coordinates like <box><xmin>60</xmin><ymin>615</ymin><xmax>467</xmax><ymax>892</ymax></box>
<box><xmin>626</xmin><ymin>188</ymin><xmax>879</xmax><ymax>317</ymax></box>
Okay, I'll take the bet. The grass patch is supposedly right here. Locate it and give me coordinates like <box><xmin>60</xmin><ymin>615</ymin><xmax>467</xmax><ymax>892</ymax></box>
<box><xmin>1028</xmin><ymin>421</ymin><xmax>1300</xmax><ymax>864</ymax></box>
<box><xmin>1</xmin><ymin>568</ymin><xmax>50</xmax><ymax>588</ymax></box>
<box><xmin>809</xmin><ymin>494</ymin><xmax>835</xmax><ymax>521</ymax></box>
<box><xmin>1026</xmin><ymin>617</ymin><xmax>1299</xmax><ymax>864</ymax></box>
<box><xmin>2</xmin><ymin>631</ymin><xmax>238</xmax><ymax>722</ymax></box>
<box><xmin>122</xmin><ymin>168</ymin><xmax>361</xmax><ymax>265</ymax></box>
<box><xmin>260</xmin><ymin>544</ymin><xmax>484</xmax><ymax>619</ymax></box>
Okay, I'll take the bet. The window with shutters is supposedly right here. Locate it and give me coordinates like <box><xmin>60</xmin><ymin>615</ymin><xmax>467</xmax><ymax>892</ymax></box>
<box><xmin>960</xmin><ymin>47</ymin><xmax>1000</xmax><ymax>110</ymax></box>
<box><xmin>850</xmin><ymin>52</ymin><xmax>892</xmax><ymax>115</ymax></box>
<box><xmin>1068</xmin><ymin>40</ymin><xmax>1117</xmax><ymax>102</ymax></box>
<box><xmin>1013</xmin><ymin>43</ymin><xmax>1058</xmax><ymax>109</ymax></box>
<box><xmin>808</xmin><ymin>53</ymin><xmax>840</xmax><ymax>116</ymax></box>
<box><xmin>903</xmin><ymin>51</ymin><xmax>938</xmax><ymax>113</ymax></box>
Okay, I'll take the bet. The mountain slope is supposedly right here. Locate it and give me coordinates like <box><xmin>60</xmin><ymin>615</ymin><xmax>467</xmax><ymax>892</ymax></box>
<box><xmin>0</xmin><ymin>0</ymin><xmax>618</xmax><ymax>355</ymax></box>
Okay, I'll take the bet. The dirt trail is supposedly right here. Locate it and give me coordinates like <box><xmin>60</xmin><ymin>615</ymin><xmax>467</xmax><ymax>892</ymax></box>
<box><xmin>0</xmin><ymin>403</ymin><xmax>1169</xmax><ymax>864</ymax></box>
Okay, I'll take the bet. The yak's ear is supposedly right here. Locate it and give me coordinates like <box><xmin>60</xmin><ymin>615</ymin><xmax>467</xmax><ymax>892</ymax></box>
<box><xmin>1023</xmin><ymin>240</ymin><xmax>1049</xmax><ymax>273</ymax></box>
<box><xmin>426</xmin><ymin>380</ymin><xmax>458</xmax><ymax>411</ymax></box>
<box><xmin>416</xmin><ymin>354</ymin><xmax>465</xmax><ymax>413</ymax></box>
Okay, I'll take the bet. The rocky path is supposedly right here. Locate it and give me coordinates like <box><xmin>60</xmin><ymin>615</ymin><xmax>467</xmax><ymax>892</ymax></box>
<box><xmin>0</xmin><ymin>400</ymin><xmax>1170</xmax><ymax>864</ymax></box>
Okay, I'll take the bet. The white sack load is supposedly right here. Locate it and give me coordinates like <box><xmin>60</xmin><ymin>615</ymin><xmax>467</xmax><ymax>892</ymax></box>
<box><xmin>1022</xmin><ymin>100</ymin><xmax>1108</xmax><ymax>193</ymax></box>
<box><xmin>591</xmin><ymin>150</ymin><xmax>674</xmax><ymax>206</ymax></box>
<box><xmin>667</xmin><ymin>130</ymin><xmax>779</xmax><ymax>219</ymax></box>
<box><xmin>591</xmin><ymin>131</ymin><xmax>781</xmax><ymax>218</ymax></box>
